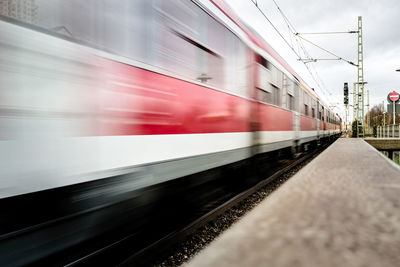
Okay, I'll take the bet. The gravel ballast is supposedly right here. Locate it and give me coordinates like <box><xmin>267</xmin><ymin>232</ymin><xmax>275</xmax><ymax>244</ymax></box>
<box><xmin>151</xmin><ymin>153</ymin><xmax>320</xmax><ymax>267</ymax></box>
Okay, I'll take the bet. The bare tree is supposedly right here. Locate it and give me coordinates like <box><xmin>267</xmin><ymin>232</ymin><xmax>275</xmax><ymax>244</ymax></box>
<box><xmin>366</xmin><ymin>104</ymin><xmax>400</xmax><ymax>127</ymax></box>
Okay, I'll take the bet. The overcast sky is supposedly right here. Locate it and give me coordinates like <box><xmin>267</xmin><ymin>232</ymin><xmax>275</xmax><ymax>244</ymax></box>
<box><xmin>227</xmin><ymin>0</ymin><xmax>400</xmax><ymax>120</ymax></box>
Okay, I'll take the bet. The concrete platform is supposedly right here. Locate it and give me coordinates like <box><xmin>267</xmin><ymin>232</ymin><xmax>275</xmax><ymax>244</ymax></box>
<box><xmin>186</xmin><ymin>139</ymin><xmax>400</xmax><ymax>267</ymax></box>
<box><xmin>364</xmin><ymin>137</ymin><xmax>400</xmax><ymax>150</ymax></box>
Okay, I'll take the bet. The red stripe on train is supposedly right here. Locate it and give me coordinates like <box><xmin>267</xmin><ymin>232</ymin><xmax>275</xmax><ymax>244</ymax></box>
<box><xmin>98</xmin><ymin>60</ymin><xmax>294</xmax><ymax>135</ymax></box>
<box><xmin>300</xmin><ymin>115</ymin><xmax>317</xmax><ymax>131</ymax></box>
<box><xmin>99</xmin><ymin>60</ymin><xmax>251</xmax><ymax>135</ymax></box>
<box><xmin>258</xmin><ymin>104</ymin><xmax>293</xmax><ymax>131</ymax></box>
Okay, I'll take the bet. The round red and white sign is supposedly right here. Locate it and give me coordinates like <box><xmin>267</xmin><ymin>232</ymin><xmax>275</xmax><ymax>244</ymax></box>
<box><xmin>388</xmin><ymin>91</ymin><xmax>400</xmax><ymax>102</ymax></box>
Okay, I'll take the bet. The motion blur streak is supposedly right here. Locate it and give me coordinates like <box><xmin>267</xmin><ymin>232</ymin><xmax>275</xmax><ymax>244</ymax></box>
<box><xmin>0</xmin><ymin>0</ymin><xmax>257</xmax><ymax>198</ymax></box>
<box><xmin>0</xmin><ymin>0</ymin><xmax>341</xmax><ymax>265</ymax></box>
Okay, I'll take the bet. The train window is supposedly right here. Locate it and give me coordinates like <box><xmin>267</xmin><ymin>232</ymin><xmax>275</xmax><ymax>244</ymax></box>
<box><xmin>288</xmin><ymin>94</ymin><xmax>295</xmax><ymax>111</ymax></box>
<box><xmin>304</xmin><ymin>104</ymin><xmax>309</xmax><ymax>116</ymax></box>
<box><xmin>312</xmin><ymin>108</ymin><xmax>315</xmax><ymax>118</ymax></box>
<box><xmin>282</xmin><ymin>75</ymin><xmax>289</xmax><ymax>109</ymax></box>
<box><xmin>312</xmin><ymin>99</ymin><xmax>317</xmax><ymax>114</ymax></box>
<box><xmin>256</xmin><ymin>62</ymin><xmax>272</xmax><ymax>94</ymax></box>
<box><xmin>154</xmin><ymin>0</ymin><xmax>251</xmax><ymax>94</ymax></box>
<box><xmin>96</xmin><ymin>1</ymin><xmax>150</xmax><ymax>63</ymax></box>
<box><xmin>258</xmin><ymin>89</ymin><xmax>272</xmax><ymax>104</ymax></box>
<box><xmin>3</xmin><ymin>1</ymin><xmax>151</xmax><ymax>63</ymax></box>
<box><xmin>256</xmin><ymin>56</ymin><xmax>270</xmax><ymax>70</ymax></box>
<box><xmin>294</xmin><ymin>83</ymin><xmax>300</xmax><ymax>112</ymax></box>
<box><xmin>270</xmin><ymin>65</ymin><xmax>283</xmax><ymax>89</ymax></box>
<box><xmin>303</xmin><ymin>91</ymin><xmax>311</xmax><ymax>115</ymax></box>
<box><xmin>0</xmin><ymin>0</ymin><xmax>242</xmax><ymax>98</ymax></box>
<box><xmin>302</xmin><ymin>91</ymin><xmax>307</xmax><ymax>107</ymax></box>
<box><xmin>224</xmin><ymin>34</ymin><xmax>248</xmax><ymax>97</ymax></box>
<box><xmin>272</xmin><ymin>85</ymin><xmax>280</xmax><ymax>106</ymax></box>
<box><xmin>317</xmin><ymin>102</ymin><xmax>322</xmax><ymax>120</ymax></box>
<box><xmin>196</xmin><ymin>9</ymin><xmax>225</xmax><ymax>89</ymax></box>
<box><xmin>285</xmin><ymin>79</ymin><xmax>297</xmax><ymax>111</ymax></box>
<box><xmin>155</xmin><ymin>0</ymin><xmax>199</xmax><ymax>35</ymax></box>
<box><xmin>153</xmin><ymin>0</ymin><xmax>201</xmax><ymax>81</ymax></box>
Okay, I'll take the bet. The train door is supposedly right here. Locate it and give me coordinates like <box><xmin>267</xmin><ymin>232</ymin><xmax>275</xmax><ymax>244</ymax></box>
<box><xmin>250</xmin><ymin>53</ymin><xmax>264</xmax><ymax>155</ymax></box>
<box><xmin>293</xmin><ymin>83</ymin><xmax>300</xmax><ymax>140</ymax></box>
<box><xmin>293</xmin><ymin>112</ymin><xmax>300</xmax><ymax>140</ymax></box>
<box><xmin>321</xmin><ymin>106</ymin><xmax>326</xmax><ymax>134</ymax></box>
<box><xmin>252</xmin><ymin>53</ymin><xmax>272</xmax><ymax>155</ymax></box>
<box><xmin>317</xmin><ymin>101</ymin><xmax>320</xmax><ymax>138</ymax></box>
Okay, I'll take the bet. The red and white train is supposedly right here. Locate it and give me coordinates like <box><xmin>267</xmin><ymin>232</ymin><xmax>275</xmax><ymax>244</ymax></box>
<box><xmin>0</xmin><ymin>0</ymin><xmax>341</xmax><ymax>264</ymax></box>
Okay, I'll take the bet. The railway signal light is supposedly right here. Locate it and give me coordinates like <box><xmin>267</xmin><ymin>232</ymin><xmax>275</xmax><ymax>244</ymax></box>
<box><xmin>344</xmin><ymin>82</ymin><xmax>349</xmax><ymax>104</ymax></box>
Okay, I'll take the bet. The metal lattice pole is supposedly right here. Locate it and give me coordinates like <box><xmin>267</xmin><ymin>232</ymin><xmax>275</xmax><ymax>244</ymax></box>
<box><xmin>356</xmin><ymin>16</ymin><xmax>364</xmax><ymax>137</ymax></box>
<box><xmin>367</xmin><ymin>89</ymin><xmax>370</xmax><ymax>133</ymax></box>
<box><xmin>353</xmin><ymin>82</ymin><xmax>357</xmax><ymax>126</ymax></box>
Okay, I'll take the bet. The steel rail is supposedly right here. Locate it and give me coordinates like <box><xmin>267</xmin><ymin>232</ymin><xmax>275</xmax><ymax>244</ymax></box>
<box><xmin>119</xmin><ymin>144</ymin><xmax>329</xmax><ymax>266</ymax></box>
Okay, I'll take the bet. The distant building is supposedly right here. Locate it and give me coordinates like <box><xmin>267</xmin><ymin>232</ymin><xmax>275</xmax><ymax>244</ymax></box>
<box><xmin>0</xmin><ymin>0</ymin><xmax>37</xmax><ymax>24</ymax></box>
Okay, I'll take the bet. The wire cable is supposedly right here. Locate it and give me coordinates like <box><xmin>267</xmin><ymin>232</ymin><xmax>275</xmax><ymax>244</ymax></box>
<box><xmin>269</xmin><ymin>0</ymin><xmax>334</xmax><ymax>98</ymax></box>
<box><xmin>296</xmin><ymin>31</ymin><xmax>358</xmax><ymax>35</ymax></box>
<box><xmin>248</xmin><ymin>0</ymin><xmax>302</xmax><ymax>60</ymax></box>
<box><xmin>248</xmin><ymin>0</ymin><xmax>339</xmax><ymax>105</ymax></box>
<box><xmin>295</xmin><ymin>34</ymin><xmax>357</xmax><ymax>66</ymax></box>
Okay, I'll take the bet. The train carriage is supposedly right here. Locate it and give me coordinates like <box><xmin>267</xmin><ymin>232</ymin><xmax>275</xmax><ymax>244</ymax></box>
<box><xmin>0</xmin><ymin>0</ymin><xmax>341</xmax><ymax>265</ymax></box>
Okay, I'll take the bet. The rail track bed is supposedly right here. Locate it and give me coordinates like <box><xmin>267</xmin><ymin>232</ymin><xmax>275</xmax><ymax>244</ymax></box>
<box><xmin>40</xmin><ymin>142</ymin><xmax>331</xmax><ymax>267</ymax></box>
<box><xmin>121</xmin><ymin>145</ymin><xmax>329</xmax><ymax>267</ymax></box>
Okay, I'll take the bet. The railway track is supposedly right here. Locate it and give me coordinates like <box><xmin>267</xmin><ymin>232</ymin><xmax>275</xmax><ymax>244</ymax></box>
<box><xmin>49</xmin><ymin>142</ymin><xmax>331</xmax><ymax>267</ymax></box>
<box><xmin>120</xmin><ymin>144</ymin><xmax>329</xmax><ymax>266</ymax></box>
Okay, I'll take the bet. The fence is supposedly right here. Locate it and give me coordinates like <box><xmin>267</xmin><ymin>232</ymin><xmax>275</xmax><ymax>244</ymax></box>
<box><xmin>377</xmin><ymin>125</ymin><xmax>400</xmax><ymax>138</ymax></box>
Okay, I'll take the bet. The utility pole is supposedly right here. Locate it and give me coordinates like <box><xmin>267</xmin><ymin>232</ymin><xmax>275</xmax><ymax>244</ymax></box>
<box><xmin>353</xmin><ymin>82</ymin><xmax>357</xmax><ymax>125</ymax></box>
<box><xmin>356</xmin><ymin>16</ymin><xmax>364</xmax><ymax>137</ymax></box>
<box><xmin>367</xmin><ymin>89</ymin><xmax>370</xmax><ymax>133</ymax></box>
<box><xmin>294</xmin><ymin>17</ymin><xmax>365</xmax><ymax>137</ymax></box>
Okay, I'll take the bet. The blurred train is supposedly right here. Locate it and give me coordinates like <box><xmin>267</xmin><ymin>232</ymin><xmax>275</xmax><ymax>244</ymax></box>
<box><xmin>0</xmin><ymin>0</ymin><xmax>341</xmax><ymax>265</ymax></box>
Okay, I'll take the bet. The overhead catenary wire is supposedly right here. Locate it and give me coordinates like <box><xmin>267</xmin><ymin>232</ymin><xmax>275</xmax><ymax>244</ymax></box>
<box><xmin>248</xmin><ymin>0</ymin><xmax>302</xmax><ymax>60</ymax></box>
<box><xmin>270</xmin><ymin>0</ymin><xmax>332</xmax><ymax>95</ymax></box>
<box><xmin>295</xmin><ymin>34</ymin><xmax>357</xmax><ymax>66</ymax></box>
<box><xmin>268</xmin><ymin>0</ymin><xmax>336</xmax><ymax>103</ymax></box>
<box><xmin>248</xmin><ymin>0</ymin><xmax>329</xmax><ymax>99</ymax></box>
<box><xmin>272</xmin><ymin>0</ymin><xmax>358</xmax><ymax>107</ymax></box>
<box><xmin>249</xmin><ymin>0</ymin><xmax>332</xmax><ymax>99</ymax></box>
<box><xmin>296</xmin><ymin>31</ymin><xmax>358</xmax><ymax>35</ymax></box>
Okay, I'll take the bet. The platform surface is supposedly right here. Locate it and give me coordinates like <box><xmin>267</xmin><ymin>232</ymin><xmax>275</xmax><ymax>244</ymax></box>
<box><xmin>186</xmin><ymin>138</ymin><xmax>400</xmax><ymax>267</ymax></box>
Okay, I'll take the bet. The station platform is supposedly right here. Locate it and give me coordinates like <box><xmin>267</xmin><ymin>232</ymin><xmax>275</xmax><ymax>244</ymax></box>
<box><xmin>186</xmin><ymin>138</ymin><xmax>400</xmax><ymax>267</ymax></box>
